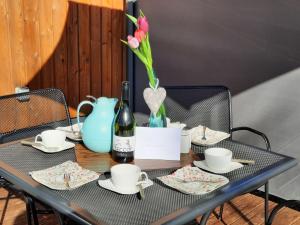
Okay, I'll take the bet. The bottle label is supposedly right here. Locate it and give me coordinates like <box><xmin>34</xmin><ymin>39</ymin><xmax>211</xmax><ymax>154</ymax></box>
<box><xmin>113</xmin><ymin>135</ymin><xmax>136</xmax><ymax>152</ymax></box>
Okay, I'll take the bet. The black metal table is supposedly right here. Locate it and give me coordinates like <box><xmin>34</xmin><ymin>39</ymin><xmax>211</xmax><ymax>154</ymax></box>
<box><xmin>0</xmin><ymin>140</ymin><xmax>297</xmax><ymax>225</ymax></box>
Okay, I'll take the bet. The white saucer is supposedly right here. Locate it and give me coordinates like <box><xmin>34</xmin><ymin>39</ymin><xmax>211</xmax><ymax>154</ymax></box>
<box><xmin>32</xmin><ymin>141</ymin><xmax>75</xmax><ymax>153</ymax></box>
<box><xmin>65</xmin><ymin>132</ymin><xmax>82</xmax><ymax>141</ymax></box>
<box><xmin>193</xmin><ymin>160</ymin><xmax>243</xmax><ymax>174</ymax></box>
<box><xmin>56</xmin><ymin>124</ymin><xmax>82</xmax><ymax>141</ymax></box>
<box><xmin>98</xmin><ymin>178</ymin><xmax>153</xmax><ymax>195</ymax></box>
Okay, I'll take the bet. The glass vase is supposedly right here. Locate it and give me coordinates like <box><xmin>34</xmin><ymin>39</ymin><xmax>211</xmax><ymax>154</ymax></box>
<box><xmin>149</xmin><ymin>105</ymin><xmax>167</xmax><ymax>127</ymax></box>
<box><xmin>146</xmin><ymin>68</ymin><xmax>167</xmax><ymax>127</ymax></box>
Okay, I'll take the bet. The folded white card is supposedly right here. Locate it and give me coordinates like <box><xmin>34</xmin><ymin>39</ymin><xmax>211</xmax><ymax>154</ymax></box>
<box><xmin>135</xmin><ymin>127</ymin><xmax>181</xmax><ymax>161</ymax></box>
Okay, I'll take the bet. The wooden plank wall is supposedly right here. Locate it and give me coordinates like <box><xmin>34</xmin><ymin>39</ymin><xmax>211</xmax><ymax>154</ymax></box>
<box><xmin>0</xmin><ymin>0</ymin><xmax>125</xmax><ymax>116</ymax></box>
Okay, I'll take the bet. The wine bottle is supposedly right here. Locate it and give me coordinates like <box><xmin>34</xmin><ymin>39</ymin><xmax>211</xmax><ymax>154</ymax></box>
<box><xmin>112</xmin><ymin>81</ymin><xmax>136</xmax><ymax>163</ymax></box>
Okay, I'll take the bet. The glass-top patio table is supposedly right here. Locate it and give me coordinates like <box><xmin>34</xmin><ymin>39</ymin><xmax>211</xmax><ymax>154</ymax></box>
<box><xmin>0</xmin><ymin>139</ymin><xmax>297</xmax><ymax>225</ymax></box>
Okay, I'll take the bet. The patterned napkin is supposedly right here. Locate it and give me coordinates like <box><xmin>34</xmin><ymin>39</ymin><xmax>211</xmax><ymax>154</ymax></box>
<box><xmin>30</xmin><ymin>161</ymin><xmax>99</xmax><ymax>190</ymax></box>
<box><xmin>157</xmin><ymin>165</ymin><xmax>229</xmax><ymax>195</ymax></box>
<box><xmin>190</xmin><ymin>125</ymin><xmax>230</xmax><ymax>146</ymax></box>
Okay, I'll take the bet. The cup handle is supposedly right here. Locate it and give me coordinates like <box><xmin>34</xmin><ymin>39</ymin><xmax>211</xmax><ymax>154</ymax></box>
<box><xmin>34</xmin><ymin>134</ymin><xmax>43</xmax><ymax>145</ymax></box>
<box><xmin>137</xmin><ymin>172</ymin><xmax>148</xmax><ymax>185</ymax></box>
<box><xmin>77</xmin><ymin>100</ymin><xmax>94</xmax><ymax>132</ymax></box>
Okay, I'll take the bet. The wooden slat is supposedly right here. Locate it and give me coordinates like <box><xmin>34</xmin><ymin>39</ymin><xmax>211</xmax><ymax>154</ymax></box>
<box><xmin>230</xmin><ymin>201</ymin><xmax>275</xmax><ymax>225</ymax></box>
<box><xmin>272</xmin><ymin>207</ymin><xmax>300</xmax><ymax>225</ymax></box>
<box><xmin>6</xmin><ymin>0</ymin><xmax>26</xmax><ymax>88</ymax></box>
<box><xmin>0</xmin><ymin>0</ymin><xmax>125</xmax><ymax>117</ymax></box>
<box><xmin>101</xmin><ymin>0</ymin><xmax>112</xmax><ymax>97</ymax></box>
<box><xmin>90</xmin><ymin>0</ymin><xmax>102</xmax><ymax>99</ymax></box>
<box><xmin>291</xmin><ymin>217</ymin><xmax>300</xmax><ymax>225</ymax></box>
<box><xmin>67</xmin><ymin>2</ymin><xmax>80</xmax><ymax>117</ymax></box>
<box><xmin>52</xmin><ymin>0</ymin><xmax>68</xmax><ymax>94</ymax></box>
<box><xmin>211</xmin><ymin>194</ymin><xmax>267</xmax><ymax>225</ymax></box>
<box><xmin>78</xmin><ymin>1</ymin><xmax>91</xmax><ymax>101</ymax></box>
<box><xmin>111</xmin><ymin>0</ymin><xmax>124</xmax><ymax>98</ymax></box>
<box><xmin>0</xmin><ymin>188</ymin><xmax>58</xmax><ymax>225</ymax></box>
<box><xmin>122</xmin><ymin>0</ymin><xmax>126</xmax><ymax>92</ymax></box>
<box><xmin>39</xmin><ymin>0</ymin><xmax>55</xmax><ymax>88</ymax></box>
<box><xmin>23</xmin><ymin>0</ymin><xmax>42</xmax><ymax>90</ymax></box>
<box><xmin>0</xmin><ymin>0</ymin><xmax>14</xmax><ymax>94</ymax></box>
<box><xmin>70</xmin><ymin>0</ymin><xmax>123</xmax><ymax>9</ymax></box>
<box><xmin>3</xmin><ymin>0</ymin><xmax>31</xmax><ymax>129</ymax></box>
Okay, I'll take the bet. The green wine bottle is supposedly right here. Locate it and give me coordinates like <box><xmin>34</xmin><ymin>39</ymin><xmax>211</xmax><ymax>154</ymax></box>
<box><xmin>112</xmin><ymin>81</ymin><xmax>136</xmax><ymax>163</ymax></box>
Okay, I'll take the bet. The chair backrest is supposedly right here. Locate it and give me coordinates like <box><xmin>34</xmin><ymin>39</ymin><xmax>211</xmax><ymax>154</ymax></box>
<box><xmin>0</xmin><ymin>88</ymin><xmax>71</xmax><ymax>143</ymax></box>
<box><xmin>164</xmin><ymin>86</ymin><xmax>232</xmax><ymax>133</ymax></box>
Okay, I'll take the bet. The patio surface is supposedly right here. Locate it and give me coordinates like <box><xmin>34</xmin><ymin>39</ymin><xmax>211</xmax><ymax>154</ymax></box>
<box><xmin>233</xmin><ymin>68</ymin><xmax>300</xmax><ymax>201</ymax></box>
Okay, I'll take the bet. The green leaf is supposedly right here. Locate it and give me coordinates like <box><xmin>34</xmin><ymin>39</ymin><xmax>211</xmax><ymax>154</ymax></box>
<box><xmin>140</xmin><ymin>40</ymin><xmax>147</xmax><ymax>54</ymax></box>
<box><xmin>139</xmin><ymin>10</ymin><xmax>145</xmax><ymax>17</ymax></box>
<box><xmin>120</xmin><ymin>39</ymin><xmax>128</xmax><ymax>45</ymax></box>
<box><xmin>131</xmin><ymin>48</ymin><xmax>150</xmax><ymax>67</ymax></box>
<box><xmin>146</xmin><ymin>67</ymin><xmax>156</xmax><ymax>86</ymax></box>
<box><xmin>126</xmin><ymin>14</ymin><xmax>138</xmax><ymax>26</ymax></box>
<box><xmin>146</xmin><ymin>35</ymin><xmax>153</xmax><ymax>66</ymax></box>
<box><xmin>138</xmin><ymin>39</ymin><xmax>151</xmax><ymax>67</ymax></box>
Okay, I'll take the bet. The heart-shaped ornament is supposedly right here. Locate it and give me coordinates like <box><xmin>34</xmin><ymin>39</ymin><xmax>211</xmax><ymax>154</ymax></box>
<box><xmin>143</xmin><ymin>87</ymin><xmax>167</xmax><ymax>116</ymax></box>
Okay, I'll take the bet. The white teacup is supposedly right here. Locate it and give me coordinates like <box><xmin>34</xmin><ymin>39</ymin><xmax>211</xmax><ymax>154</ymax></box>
<box><xmin>204</xmin><ymin>148</ymin><xmax>232</xmax><ymax>171</ymax></box>
<box><xmin>180</xmin><ymin>129</ymin><xmax>191</xmax><ymax>153</ymax></box>
<box><xmin>35</xmin><ymin>130</ymin><xmax>66</xmax><ymax>148</ymax></box>
<box><xmin>110</xmin><ymin>164</ymin><xmax>148</xmax><ymax>192</ymax></box>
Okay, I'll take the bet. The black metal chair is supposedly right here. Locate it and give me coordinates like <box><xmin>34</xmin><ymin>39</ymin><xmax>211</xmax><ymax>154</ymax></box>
<box><xmin>0</xmin><ymin>88</ymin><xmax>72</xmax><ymax>225</ymax></box>
<box><xmin>162</xmin><ymin>86</ymin><xmax>271</xmax><ymax>224</ymax></box>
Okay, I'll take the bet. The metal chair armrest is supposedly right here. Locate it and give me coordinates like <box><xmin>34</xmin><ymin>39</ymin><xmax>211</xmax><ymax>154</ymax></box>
<box><xmin>231</xmin><ymin>126</ymin><xmax>271</xmax><ymax>152</ymax></box>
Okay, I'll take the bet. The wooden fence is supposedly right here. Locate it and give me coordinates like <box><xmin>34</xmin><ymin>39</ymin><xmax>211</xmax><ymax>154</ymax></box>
<box><xmin>0</xmin><ymin>0</ymin><xmax>125</xmax><ymax>116</ymax></box>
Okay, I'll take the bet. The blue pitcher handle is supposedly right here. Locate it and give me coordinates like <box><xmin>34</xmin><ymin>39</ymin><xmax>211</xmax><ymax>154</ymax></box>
<box><xmin>77</xmin><ymin>100</ymin><xmax>95</xmax><ymax>132</ymax></box>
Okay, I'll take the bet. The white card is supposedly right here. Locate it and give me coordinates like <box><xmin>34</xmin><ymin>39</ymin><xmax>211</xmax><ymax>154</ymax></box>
<box><xmin>135</xmin><ymin>127</ymin><xmax>181</xmax><ymax>161</ymax></box>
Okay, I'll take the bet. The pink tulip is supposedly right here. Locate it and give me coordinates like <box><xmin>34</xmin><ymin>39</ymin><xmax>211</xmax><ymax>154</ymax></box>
<box><xmin>134</xmin><ymin>29</ymin><xmax>146</xmax><ymax>42</ymax></box>
<box><xmin>127</xmin><ymin>35</ymin><xmax>139</xmax><ymax>49</ymax></box>
<box><xmin>137</xmin><ymin>16</ymin><xmax>149</xmax><ymax>33</ymax></box>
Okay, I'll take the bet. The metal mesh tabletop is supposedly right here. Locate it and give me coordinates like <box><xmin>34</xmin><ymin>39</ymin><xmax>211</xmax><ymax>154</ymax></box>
<box><xmin>0</xmin><ymin>141</ymin><xmax>295</xmax><ymax>225</ymax></box>
<box><xmin>0</xmin><ymin>143</ymin><xmax>76</xmax><ymax>173</ymax></box>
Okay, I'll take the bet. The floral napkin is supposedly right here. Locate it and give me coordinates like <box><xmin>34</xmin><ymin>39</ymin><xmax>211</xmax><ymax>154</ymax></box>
<box><xmin>190</xmin><ymin>125</ymin><xmax>230</xmax><ymax>146</ymax></box>
<box><xmin>157</xmin><ymin>165</ymin><xmax>229</xmax><ymax>195</ymax></box>
<box><xmin>29</xmin><ymin>161</ymin><xmax>99</xmax><ymax>190</ymax></box>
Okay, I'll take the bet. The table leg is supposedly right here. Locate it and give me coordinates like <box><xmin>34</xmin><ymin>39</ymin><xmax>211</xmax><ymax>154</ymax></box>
<box><xmin>0</xmin><ymin>191</ymin><xmax>11</xmax><ymax>224</ymax></box>
<box><xmin>265</xmin><ymin>181</ymin><xmax>269</xmax><ymax>225</ymax></box>
<box><xmin>24</xmin><ymin>194</ymin><xmax>40</xmax><ymax>225</ymax></box>
<box><xmin>218</xmin><ymin>204</ymin><xmax>224</xmax><ymax>221</ymax></box>
<box><xmin>54</xmin><ymin>210</ymin><xmax>64</xmax><ymax>225</ymax></box>
<box><xmin>24</xmin><ymin>195</ymin><xmax>33</xmax><ymax>225</ymax></box>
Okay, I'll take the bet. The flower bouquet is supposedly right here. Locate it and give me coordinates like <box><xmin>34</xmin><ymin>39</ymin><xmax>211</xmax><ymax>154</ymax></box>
<box><xmin>122</xmin><ymin>10</ymin><xmax>167</xmax><ymax>127</ymax></box>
